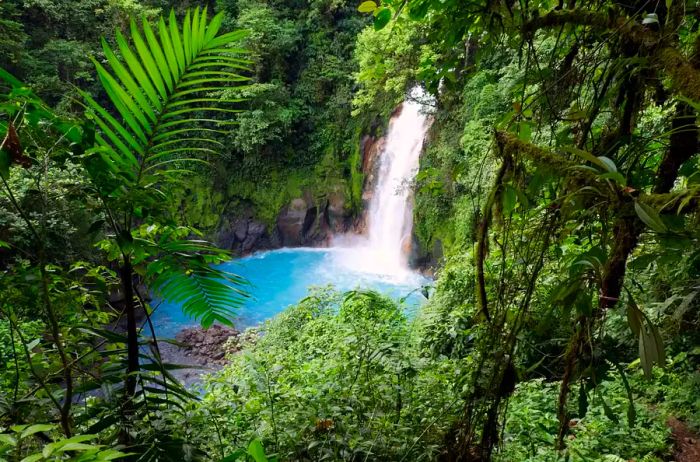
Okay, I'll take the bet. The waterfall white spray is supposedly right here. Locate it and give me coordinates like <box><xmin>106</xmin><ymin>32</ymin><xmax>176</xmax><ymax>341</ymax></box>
<box><xmin>333</xmin><ymin>89</ymin><xmax>432</xmax><ymax>281</ymax></box>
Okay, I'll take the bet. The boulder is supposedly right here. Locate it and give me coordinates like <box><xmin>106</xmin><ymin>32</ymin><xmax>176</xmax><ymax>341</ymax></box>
<box><xmin>174</xmin><ymin>324</ymin><xmax>241</xmax><ymax>366</ymax></box>
<box><xmin>219</xmin><ymin>214</ymin><xmax>273</xmax><ymax>256</ymax></box>
<box><xmin>277</xmin><ymin>198</ymin><xmax>310</xmax><ymax>246</ymax></box>
<box><xmin>233</xmin><ymin>219</ymin><xmax>248</xmax><ymax>241</ymax></box>
<box><xmin>242</xmin><ymin>221</ymin><xmax>266</xmax><ymax>252</ymax></box>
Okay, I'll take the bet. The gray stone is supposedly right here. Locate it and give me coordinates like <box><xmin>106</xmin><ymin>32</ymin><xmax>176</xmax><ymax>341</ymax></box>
<box><xmin>233</xmin><ymin>219</ymin><xmax>249</xmax><ymax>241</ymax></box>
<box><xmin>277</xmin><ymin>198</ymin><xmax>309</xmax><ymax>246</ymax></box>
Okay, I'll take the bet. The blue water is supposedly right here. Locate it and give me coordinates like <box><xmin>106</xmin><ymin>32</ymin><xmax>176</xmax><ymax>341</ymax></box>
<box><xmin>152</xmin><ymin>247</ymin><xmax>429</xmax><ymax>337</ymax></box>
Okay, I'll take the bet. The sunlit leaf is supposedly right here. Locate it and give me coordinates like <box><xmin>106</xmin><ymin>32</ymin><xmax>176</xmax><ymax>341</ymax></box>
<box><xmin>374</xmin><ymin>8</ymin><xmax>392</xmax><ymax>30</ymax></box>
<box><xmin>358</xmin><ymin>1</ymin><xmax>377</xmax><ymax>13</ymax></box>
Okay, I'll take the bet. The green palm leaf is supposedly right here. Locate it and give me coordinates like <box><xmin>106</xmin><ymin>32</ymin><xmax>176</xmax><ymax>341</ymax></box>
<box><xmin>146</xmin><ymin>235</ymin><xmax>250</xmax><ymax>328</ymax></box>
<box><xmin>81</xmin><ymin>6</ymin><xmax>250</xmax><ymax>197</ymax></box>
<box><xmin>81</xmin><ymin>8</ymin><xmax>252</xmax><ymax>326</ymax></box>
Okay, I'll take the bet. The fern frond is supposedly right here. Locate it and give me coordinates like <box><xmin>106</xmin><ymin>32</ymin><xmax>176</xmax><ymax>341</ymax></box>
<box><xmin>83</xmin><ymin>6</ymin><xmax>250</xmax><ymax>195</ymax></box>
<box><xmin>145</xmin><ymin>234</ymin><xmax>250</xmax><ymax>327</ymax></box>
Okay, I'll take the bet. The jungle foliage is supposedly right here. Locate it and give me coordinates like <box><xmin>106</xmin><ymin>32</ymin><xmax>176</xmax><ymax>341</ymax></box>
<box><xmin>351</xmin><ymin>0</ymin><xmax>700</xmax><ymax>459</ymax></box>
<box><xmin>0</xmin><ymin>0</ymin><xmax>699</xmax><ymax>460</ymax></box>
<box><xmin>1</xmin><ymin>6</ymin><xmax>253</xmax><ymax>460</ymax></box>
<box><xmin>174</xmin><ymin>0</ymin><xmax>373</xmax><ymax>230</ymax></box>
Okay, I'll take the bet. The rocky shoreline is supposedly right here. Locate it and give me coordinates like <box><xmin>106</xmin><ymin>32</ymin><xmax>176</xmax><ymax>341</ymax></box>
<box><xmin>175</xmin><ymin>324</ymin><xmax>258</xmax><ymax>365</ymax></box>
<box><xmin>158</xmin><ymin>324</ymin><xmax>258</xmax><ymax>386</ymax></box>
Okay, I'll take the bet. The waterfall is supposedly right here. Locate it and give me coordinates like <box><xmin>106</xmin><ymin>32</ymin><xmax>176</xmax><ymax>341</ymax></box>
<box><xmin>333</xmin><ymin>89</ymin><xmax>432</xmax><ymax>281</ymax></box>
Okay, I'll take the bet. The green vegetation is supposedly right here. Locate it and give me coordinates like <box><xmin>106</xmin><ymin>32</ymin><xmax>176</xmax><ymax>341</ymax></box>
<box><xmin>196</xmin><ymin>288</ymin><xmax>459</xmax><ymax>461</ymax></box>
<box><xmin>188</xmin><ymin>288</ymin><xmax>698</xmax><ymax>461</ymax></box>
<box><xmin>183</xmin><ymin>0</ymin><xmax>372</xmax><ymax>231</ymax></box>
<box><xmin>1</xmin><ymin>0</ymin><xmax>699</xmax><ymax>460</ymax></box>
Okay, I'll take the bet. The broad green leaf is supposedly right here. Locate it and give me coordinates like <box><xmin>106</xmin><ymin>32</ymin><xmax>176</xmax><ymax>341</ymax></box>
<box><xmin>651</xmin><ymin>323</ymin><xmax>665</xmax><ymax>369</ymax></box>
<box><xmin>639</xmin><ymin>326</ymin><xmax>655</xmax><ymax>378</ymax></box>
<box><xmin>626</xmin><ymin>301</ymin><xmax>643</xmax><ymax>337</ymax></box>
<box><xmin>599</xmin><ymin>171</ymin><xmax>626</xmax><ymax>185</ymax></box>
<box><xmin>20</xmin><ymin>454</ymin><xmax>43</xmax><ymax>462</ymax></box>
<box><xmin>634</xmin><ymin>201</ymin><xmax>667</xmax><ymax>233</ymax></box>
<box><xmin>502</xmin><ymin>184</ymin><xmax>517</xmax><ymax>214</ymax></box>
<box><xmin>57</xmin><ymin>442</ymin><xmax>97</xmax><ymax>452</ymax></box>
<box><xmin>642</xmin><ymin>13</ymin><xmax>659</xmax><ymax>24</ymax></box>
<box><xmin>0</xmin><ymin>433</ymin><xmax>17</xmax><ymax>446</ymax></box>
<box><xmin>247</xmin><ymin>439</ymin><xmax>269</xmax><ymax>462</ymax></box>
<box><xmin>561</xmin><ymin>146</ymin><xmax>609</xmax><ymax>171</ymax></box>
<box><xmin>596</xmin><ymin>156</ymin><xmax>617</xmax><ymax>172</ymax></box>
<box><xmin>374</xmin><ymin>8</ymin><xmax>392</xmax><ymax>30</ymax></box>
<box><xmin>20</xmin><ymin>424</ymin><xmax>54</xmax><ymax>439</ymax></box>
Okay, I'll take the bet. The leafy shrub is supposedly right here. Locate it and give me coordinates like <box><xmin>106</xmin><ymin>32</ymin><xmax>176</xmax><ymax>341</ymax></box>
<box><xmin>496</xmin><ymin>373</ymin><xmax>682</xmax><ymax>462</ymax></box>
<box><xmin>196</xmin><ymin>287</ymin><xmax>462</xmax><ymax>461</ymax></box>
<box><xmin>0</xmin><ymin>319</ymin><xmax>45</xmax><ymax>398</ymax></box>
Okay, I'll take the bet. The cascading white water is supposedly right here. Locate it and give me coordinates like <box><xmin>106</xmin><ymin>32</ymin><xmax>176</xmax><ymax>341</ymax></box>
<box><xmin>333</xmin><ymin>89</ymin><xmax>432</xmax><ymax>281</ymax></box>
<box><xmin>366</xmin><ymin>96</ymin><xmax>431</xmax><ymax>268</ymax></box>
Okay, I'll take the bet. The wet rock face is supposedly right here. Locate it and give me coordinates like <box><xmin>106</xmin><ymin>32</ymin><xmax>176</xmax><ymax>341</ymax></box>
<box><xmin>353</xmin><ymin>134</ymin><xmax>386</xmax><ymax>235</ymax></box>
<box><xmin>325</xmin><ymin>191</ymin><xmax>347</xmax><ymax>233</ymax></box>
<box><xmin>277</xmin><ymin>198</ymin><xmax>311</xmax><ymax>246</ymax></box>
<box><xmin>219</xmin><ymin>214</ymin><xmax>278</xmax><ymax>256</ymax></box>
<box><xmin>410</xmin><ymin>234</ymin><xmax>443</xmax><ymax>276</ymax></box>
<box><xmin>275</xmin><ymin>189</ymin><xmax>353</xmax><ymax>248</ymax></box>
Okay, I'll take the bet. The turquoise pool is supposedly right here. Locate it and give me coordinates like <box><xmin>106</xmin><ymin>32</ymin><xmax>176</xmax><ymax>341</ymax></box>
<box><xmin>152</xmin><ymin>247</ymin><xmax>429</xmax><ymax>337</ymax></box>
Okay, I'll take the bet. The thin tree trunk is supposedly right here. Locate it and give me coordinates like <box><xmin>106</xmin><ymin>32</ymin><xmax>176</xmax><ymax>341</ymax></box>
<box><xmin>121</xmin><ymin>258</ymin><xmax>139</xmax><ymax>417</ymax></box>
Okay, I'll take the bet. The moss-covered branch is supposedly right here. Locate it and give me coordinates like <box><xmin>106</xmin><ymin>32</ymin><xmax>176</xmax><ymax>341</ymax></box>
<box><xmin>657</xmin><ymin>47</ymin><xmax>700</xmax><ymax>103</ymax></box>
<box><xmin>522</xmin><ymin>9</ymin><xmax>700</xmax><ymax>102</ymax></box>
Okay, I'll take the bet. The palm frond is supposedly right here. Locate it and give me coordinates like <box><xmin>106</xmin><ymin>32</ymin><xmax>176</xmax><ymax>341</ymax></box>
<box><xmin>144</xmin><ymin>232</ymin><xmax>250</xmax><ymax>328</ymax></box>
<box><xmin>81</xmin><ymin>7</ymin><xmax>250</xmax><ymax>195</ymax></box>
<box><xmin>149</xmin><ymin>259</ymin><xmax>249</xmax><ymax>328</ymax></box>
<box><xmin>80</xmin><ymin>9</ymin><xmax>252</xmax><ymax>327</ymax></box>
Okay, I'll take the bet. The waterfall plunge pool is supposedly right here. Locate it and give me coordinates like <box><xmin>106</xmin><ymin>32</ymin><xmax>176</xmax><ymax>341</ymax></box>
<box><xmin>154</xmin><ymin>90</ymin><xmax>434</xmax><ymax>338</ymax></box>
<box><xmin>152</xmin><ymin>247</ymin><xmax>430</xmax><ymax>338</ymax></box>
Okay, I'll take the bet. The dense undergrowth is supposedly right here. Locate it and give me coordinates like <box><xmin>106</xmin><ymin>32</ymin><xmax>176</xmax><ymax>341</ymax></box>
<box><xmin>192</xmin><ymin>287</ymin><xmax>698</xmax><ymax>461</ymax></box>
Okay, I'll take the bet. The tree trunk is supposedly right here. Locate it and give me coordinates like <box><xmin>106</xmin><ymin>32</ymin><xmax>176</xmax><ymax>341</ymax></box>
<box><xmin>121</xmin><ymin>258</ymin><xmax>139</xmax><ymax>416</ymax></box>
